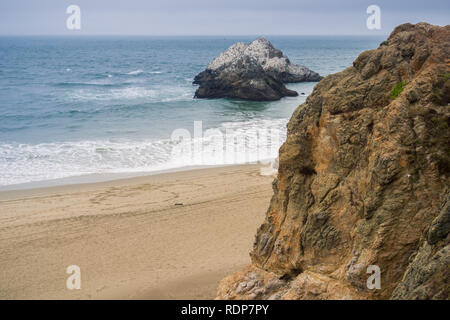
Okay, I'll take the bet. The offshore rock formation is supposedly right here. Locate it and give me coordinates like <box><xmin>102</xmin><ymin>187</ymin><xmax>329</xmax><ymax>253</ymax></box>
<box><xmin>217</xmin><ymin>23</ymin><xmax>450</xmax><ymax>300</ymax></box>
<box><xmin>193</xmin><ymin>37</ymin><xmax>322</xmax><ymax>101</ymax></box>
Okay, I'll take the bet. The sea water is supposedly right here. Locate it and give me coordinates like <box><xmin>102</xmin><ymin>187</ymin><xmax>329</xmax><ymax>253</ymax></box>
<box><xmin>0</xmin><ymin>35</ymin><xmax>384</xmax><ymax>187</ymax></box>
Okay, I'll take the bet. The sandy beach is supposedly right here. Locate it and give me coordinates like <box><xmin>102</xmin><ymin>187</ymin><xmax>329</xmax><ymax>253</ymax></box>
<box><xmin>0</xmin><ymin>164</ymin><xmax>273</xmax><ymax>299</ymax></box>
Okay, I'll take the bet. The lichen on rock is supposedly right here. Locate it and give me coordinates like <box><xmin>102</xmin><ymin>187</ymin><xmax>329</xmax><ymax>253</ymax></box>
<box><xmin>217</xmin><ymin>23</ymin><xmax>450</xmax><ymax>300</ymax></box>
<box><xmin>193</xmin><ymin>37</ymin><xmax>322</xmax><ymax>101</ymax></box>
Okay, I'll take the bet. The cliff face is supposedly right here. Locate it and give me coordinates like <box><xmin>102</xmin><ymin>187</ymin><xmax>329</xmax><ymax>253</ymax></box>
<box><xmin>217</xmin><ymin>23</ymin><xmax>450</xmax><ymax>300</ymax></box>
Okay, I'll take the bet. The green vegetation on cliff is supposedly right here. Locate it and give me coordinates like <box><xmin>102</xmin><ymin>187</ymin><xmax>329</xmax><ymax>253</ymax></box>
<box><xmin>390</xmin><ymin>81</ymin><xmax>406</xmax><ymax>99</ymax></box>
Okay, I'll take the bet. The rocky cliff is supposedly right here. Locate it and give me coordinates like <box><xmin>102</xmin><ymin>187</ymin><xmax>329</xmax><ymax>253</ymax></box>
<box><xmin>217</xmin><ymin>23</ymin><xmax>450</xmax><ymax>300</ymax></box>
<box><xmin>193</xmin><ymin>37</ymin><xmax>321</xmax><ymax>101</ymax></box>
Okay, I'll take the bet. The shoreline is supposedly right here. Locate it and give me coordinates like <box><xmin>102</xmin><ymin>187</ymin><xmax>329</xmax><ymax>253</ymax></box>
<box><xmin>0</xmin><ymin>159</ymin><xmax>277</xmax><ymax>193</ymax></box>
<box><xmin>0</xmin><ymin>163</ymin><xmax>274</xmax><ymax>299</ymax></box>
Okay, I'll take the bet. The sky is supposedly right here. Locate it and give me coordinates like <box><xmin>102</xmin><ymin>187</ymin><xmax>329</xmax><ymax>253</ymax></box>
<box><xmin>0</xmin><ymin>0</ymin><xmax>448</xmax><ymax>36</ymax></box>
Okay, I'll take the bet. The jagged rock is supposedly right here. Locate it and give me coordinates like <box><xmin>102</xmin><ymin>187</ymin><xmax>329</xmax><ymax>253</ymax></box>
<box><xmin>391</xmin><ymin>190</ymin><xmax>450</xmax><ymax>299</ymax></box>
<box><xmin>217</xmin><ymin>23</ymin><xmax>450</xmax><ymax>300</ymax></box>
<box><xmin>193</xmin><ymin>37</ymin><xmax>321</xmax><ymax>101</ymax></box>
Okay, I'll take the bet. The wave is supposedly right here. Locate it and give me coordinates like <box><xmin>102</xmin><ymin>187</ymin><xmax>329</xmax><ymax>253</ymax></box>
<box><xmin>126</xmin><ymin>70</ymin><xmax>163</xmax><ymax>75</ymax></box>
<box><xmin>52</xmin><ymin>68</ymin><xmax>165</xmax><ymax>90</ymax></box>
<box><xmin>54</xmin><ymin>76</ymin><xmax>145</xmax><ymax>88</ymax></box>
<box><xmin>55</xmin><ymin>81</ymin><xmax>121</xmax><ymax>88</ymax></box>
<box><xmin>66</xmin><ymin>85</ymin><xmax>194</xmax><ymax>102</ymax></box>
<box><xmin>126</xmin><ymin>69</ymin><xmax>144</xmax><ymax>75</ymax></box>
<box><xmin>0</xmin><ymin>118</ymin><xmax>287</xmax><ymax>187</ymax></box>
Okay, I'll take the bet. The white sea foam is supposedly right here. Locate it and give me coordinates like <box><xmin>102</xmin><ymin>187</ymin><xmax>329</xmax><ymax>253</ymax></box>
<box><xmin>126</xmin><ymin>69</ymin><xmax>144</xmax><ymax>75</ymax></box>
<box><xmin>0</xmin><ymin>118</ymin><xmax>288</xmax><ymax>187</ymax></box>
<box><xmin>68</xmin><ymin>85</ymin><xmax>194</xmax><ymax>102</ymax></box>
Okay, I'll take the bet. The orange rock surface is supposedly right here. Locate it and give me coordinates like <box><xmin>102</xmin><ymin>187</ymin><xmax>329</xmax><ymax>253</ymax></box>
<box><xmin>217</xmin><ymin>23</ymin><xmax>450</xmax><ymax>300</ymax></box>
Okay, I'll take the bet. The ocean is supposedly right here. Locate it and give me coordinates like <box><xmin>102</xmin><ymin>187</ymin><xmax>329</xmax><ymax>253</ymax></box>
<box><xmin>0</xmin><ymin>35</ymin><xmax>384</xmax><ymax>188</ymax></box>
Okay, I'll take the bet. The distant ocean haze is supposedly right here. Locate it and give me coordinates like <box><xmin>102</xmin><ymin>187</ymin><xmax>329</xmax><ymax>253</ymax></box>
<box><xmin>0</xmin><ymin>35</ymin><xmax>384</xmax><ymax>187</ymax></box>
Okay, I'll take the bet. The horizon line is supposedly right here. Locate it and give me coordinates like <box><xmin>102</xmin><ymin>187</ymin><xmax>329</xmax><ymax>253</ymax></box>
<box><xmin>0</xmin><ymin>33</ymin><xmax>389</xmax><ymax>37</ymax></box>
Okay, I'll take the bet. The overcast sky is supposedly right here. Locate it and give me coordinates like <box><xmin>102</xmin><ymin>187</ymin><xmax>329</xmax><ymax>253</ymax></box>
<box><xmin>0</xmin><ymin>0</ymin><xmax>448</xmax><ymax>35</ymax></box>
